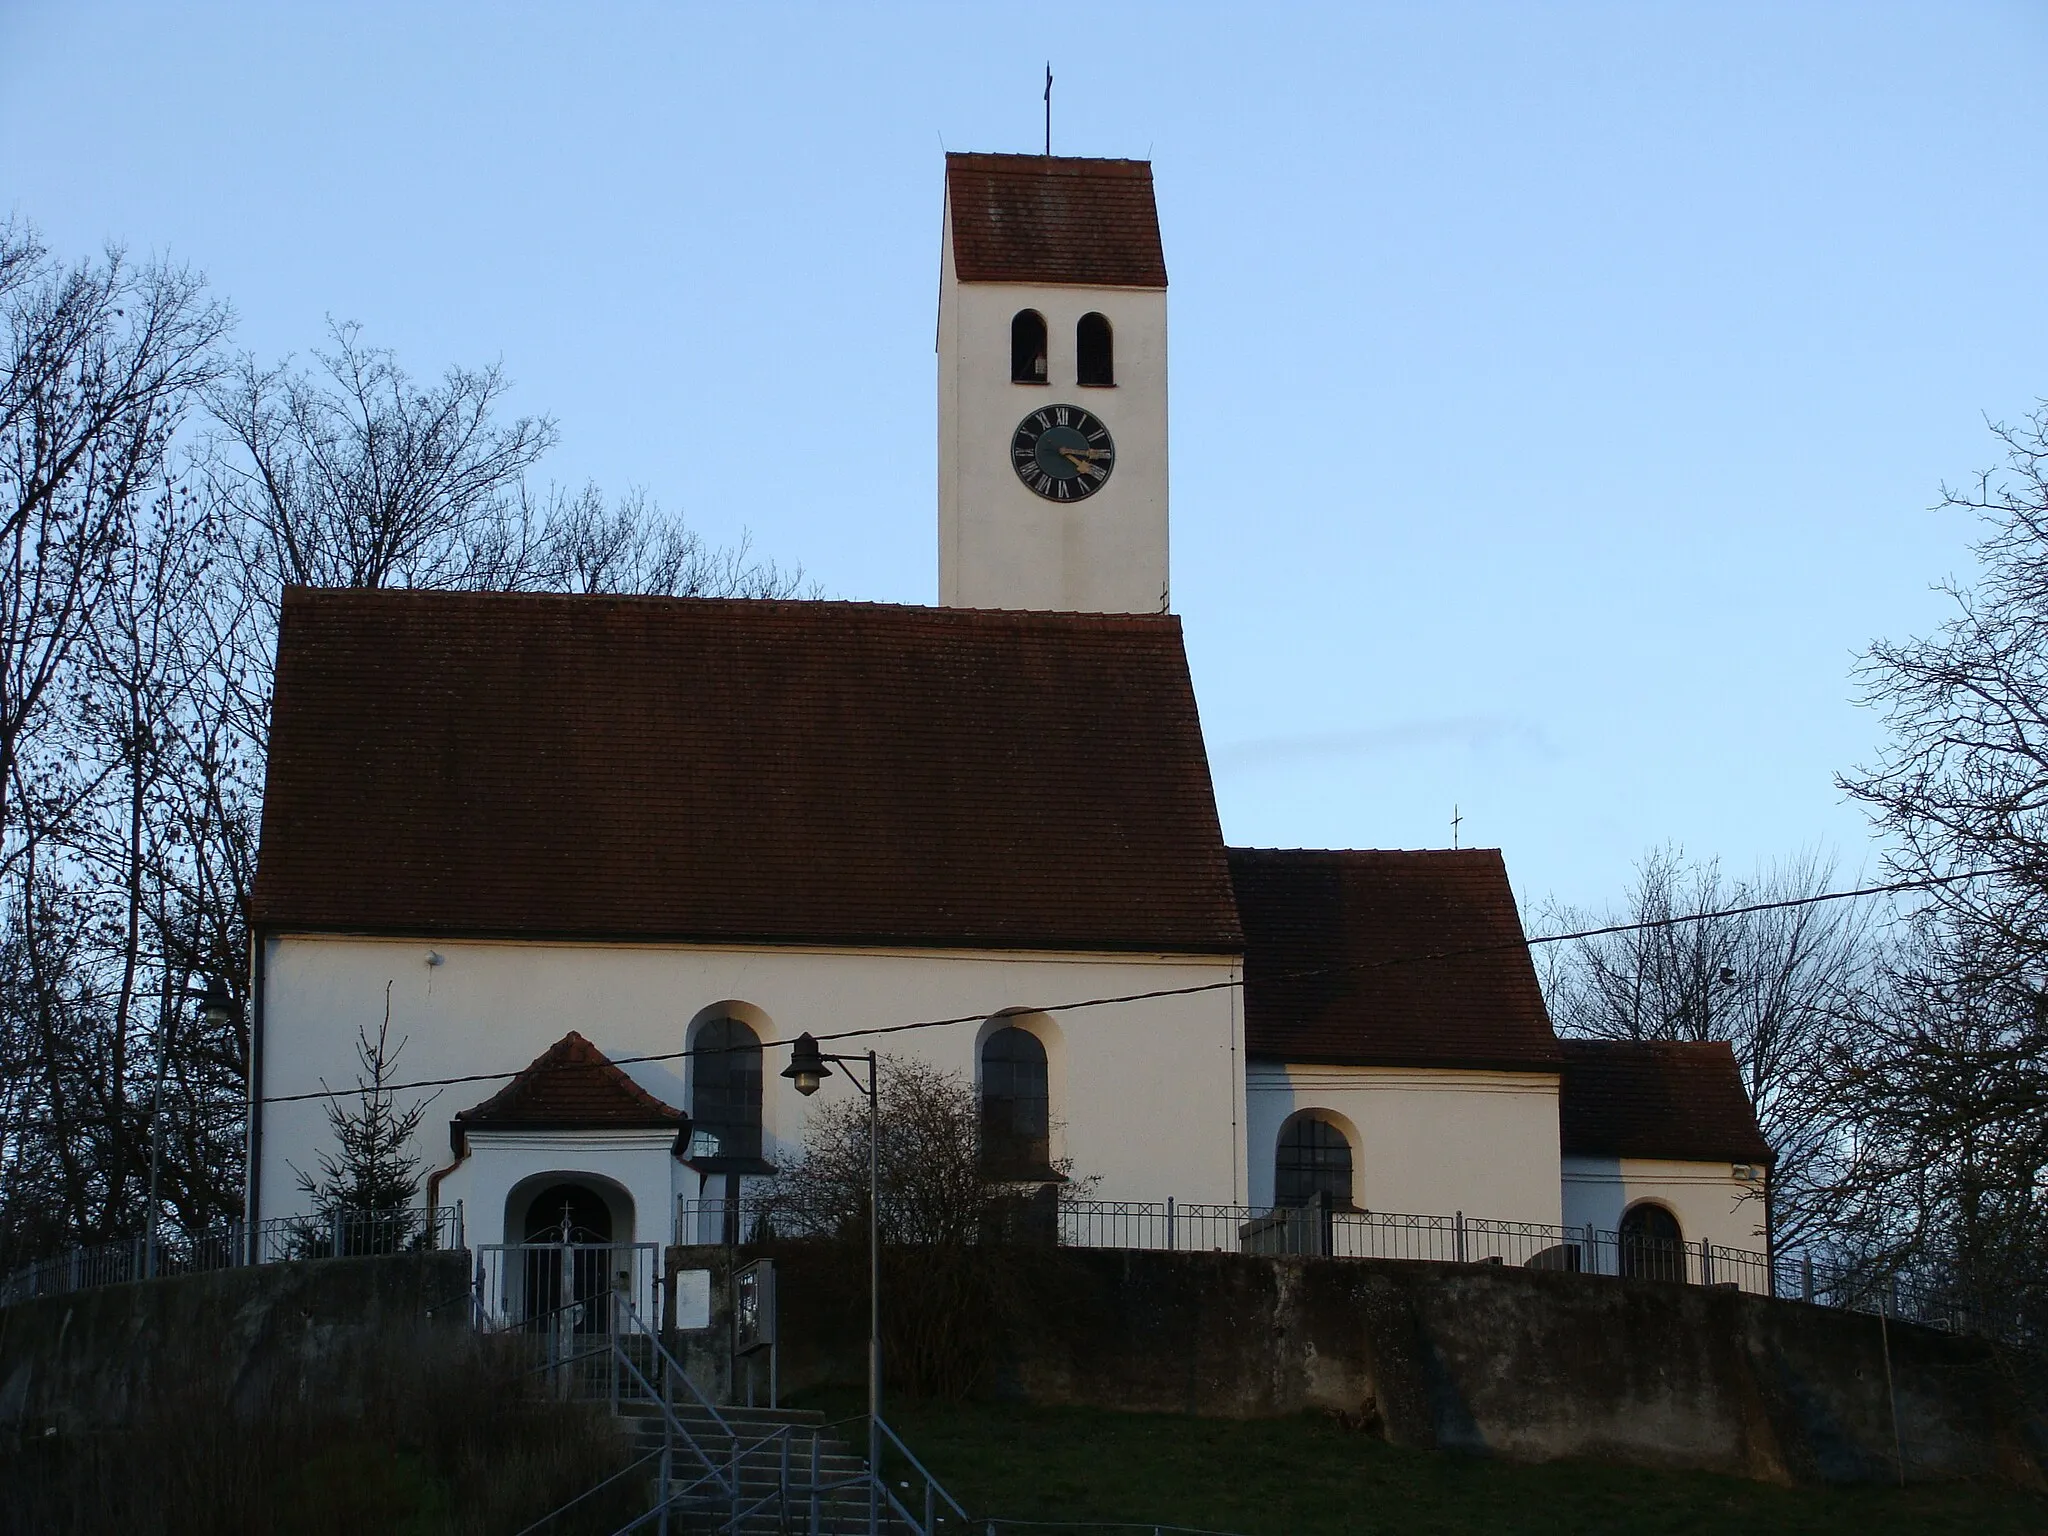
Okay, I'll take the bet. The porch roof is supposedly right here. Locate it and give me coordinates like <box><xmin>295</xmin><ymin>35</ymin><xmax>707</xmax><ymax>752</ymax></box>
<box><xmin>452</xmin><ymin>1030</ymin><xmax>686</xmax><ymax>1155</ymax></box>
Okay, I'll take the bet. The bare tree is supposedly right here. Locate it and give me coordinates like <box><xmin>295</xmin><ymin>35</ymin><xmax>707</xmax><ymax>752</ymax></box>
<box><xmin>764</xmin><ymin>1056</ymin><xmax>1089</xmax><ymax>1397</ymax></box>
<box><xmin>1539</xmin><ymin>846</ymin><xmax>1876</xmax><ymax>1255</ymax></box>
<box><xmin>204</xmin><ymin>321</ymin><xmax>557</xmax><ymax>600</ymax></box>
<box><xmin>0</xmin><ymin>226</ymin><xmax>227</xmax><ymax>860</ymax></box>
<box><xmin>0</xmin><ymin>259</ymin><xmax>816</xmax><ymax>1267</ymax></box>
<box><xmin>538</xmin><ymin>483</ymin><xmax>815</xmax><ymax>599</ymax></box>
<box><xmin>1836</xmin><ymin>400</ymin><xmax>2048</xmax><ymax>1333</ymax></box>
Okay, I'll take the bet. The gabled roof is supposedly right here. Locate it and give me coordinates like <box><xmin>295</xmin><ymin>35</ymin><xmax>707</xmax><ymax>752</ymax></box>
<box><xmin>1559</xmin><ymin>1039</ymin><xmax>1775</xmax><ymax>1165</ymax></box>
<box><xmin>945</xmin><ymin>153</ymin><xmax>1167</xmax><ymax>288</ymax></box>
<box><xmin>453</xmin><ymin>1031</ymin><xmax>685</xmax><ymax>1153</ymax></box>
<box><xmin>1229</xmin><ymin>848</ymin><xmax>1562</xmax><ymax>1073</ymax></box>
<box><xmin>253</xmin><ymin>589</ymin><xmax>1240</xmax><ymax>954</ymax></box>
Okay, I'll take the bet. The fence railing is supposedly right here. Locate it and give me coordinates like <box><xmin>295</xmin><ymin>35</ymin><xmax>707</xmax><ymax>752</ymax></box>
<box><xmin>0</xmin><ymin>1204</ymin><xmax>463</xmax><ymax>1308</ymax></box>
<box><xmin>675</xmin><ymin>1192</ymin><xmax>1995</xmax><ymax>1337</ymax></box>
<box><xmin>470</xmin><ymin>1241</ymin><xmax>660</xmax><ymax>1334</ymax></box>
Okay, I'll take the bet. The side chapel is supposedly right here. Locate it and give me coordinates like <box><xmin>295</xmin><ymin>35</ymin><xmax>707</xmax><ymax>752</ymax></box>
<box><xmin>245</xmin><ymin>153</ymin><xmax>1772</xmax><ymax>1278</ymax></box>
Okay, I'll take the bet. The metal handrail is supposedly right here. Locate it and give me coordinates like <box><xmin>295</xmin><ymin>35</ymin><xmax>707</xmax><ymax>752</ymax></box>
<box><xmin>875</xmin><ymin>1412</ymin><xmax>973</xmax><ymax>1530</ymax></box>
<box><xmin>614</xmin><ymin>1295</ymin><xmax>736</xmax><ymax>1440</ymax></box>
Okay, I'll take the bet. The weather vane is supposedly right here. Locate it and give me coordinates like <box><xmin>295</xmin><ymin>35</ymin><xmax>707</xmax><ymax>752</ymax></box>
<box><xmin>1044</xmin><ymin>63</ymin><xmax>1053</xmax><ymax>156</ymax></box>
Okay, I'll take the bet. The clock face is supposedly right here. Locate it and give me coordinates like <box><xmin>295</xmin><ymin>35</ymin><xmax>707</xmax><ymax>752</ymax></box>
<box><xmin>1011</xmin><ymin>405</ymin><xmax>1115</xmax><ymax>502</ymax></box>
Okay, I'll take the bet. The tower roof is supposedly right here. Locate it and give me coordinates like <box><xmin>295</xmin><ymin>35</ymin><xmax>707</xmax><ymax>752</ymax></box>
<box><xmin>945</xmin><ymin>153</ymin><xmax>1167</xmax><ymax>288</ymax></box>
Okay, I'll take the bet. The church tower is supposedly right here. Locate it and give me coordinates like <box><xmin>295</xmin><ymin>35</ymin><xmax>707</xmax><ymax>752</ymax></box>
<box><xmin>938</xmin><ymin>154</ymin><xmax>1169</xmax><ymax>613</ymax></box>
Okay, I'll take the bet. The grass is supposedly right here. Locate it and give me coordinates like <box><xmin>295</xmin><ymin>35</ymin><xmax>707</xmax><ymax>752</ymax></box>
<box><xmin>799</xmin><ymin>1393</ymin><xmax>2048</xmax><ymax>1536</ymax></box>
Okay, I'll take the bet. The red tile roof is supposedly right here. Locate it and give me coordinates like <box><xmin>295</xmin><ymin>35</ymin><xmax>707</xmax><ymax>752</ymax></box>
<box><xmin>946</xmin><ymin>153</ymin><xmax>1167</xmax><ymax>288</ymax></box>
<box><xmin>1229</xmin><ymin>848</ymin><xmax>1562</xmax><ymax>1072</ymax></box>
<box><xmin>1559</xmin><ymin>1039</ymin><xmax>1774</xmax><ymax>1164</ymax></box>
<box><xmin>453</xmin><ymin>1030</ymin><xmax>684</xmax><ymax>1149</ymax></box>
<box><xmin>253</xmin><ymin>589</ymin><xmax>1241</xmax><ymax>953</ymax></box>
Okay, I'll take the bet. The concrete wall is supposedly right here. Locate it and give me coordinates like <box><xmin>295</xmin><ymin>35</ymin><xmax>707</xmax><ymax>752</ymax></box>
<box><xmin>937</xmin><ymin>201</ymin><xmax>1170</xmax><ymax>614</ymax></box>
<box><xmin>669</xmin><ymin>1242</ymin><xmax>2046</xmax><ymax>1488</ymax></box>
<box><xmin>254</xmin><ymin>935</ymin><xmax>1246</xmax><ymax>1232</ymax></box>
<box><xmin>1562</xmin><ymin>1154</ymin><xmax>1769</xmax><ymax>1254</ymax></box>
<box><xmin>1246</xmin><ymin>1063</ymin><xmax>1564</xmax><ymax>1229</ymax></box>
<box><xmin>0</xmin><ymin>1252</ymin><xmax>470</xmax><ymax>1435</ymax></box>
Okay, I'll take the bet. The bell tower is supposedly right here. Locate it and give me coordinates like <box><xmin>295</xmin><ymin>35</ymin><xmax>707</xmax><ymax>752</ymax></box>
<box><xmin>938</xmin><ymin>153</ymin><xmax>1169</xmax><ymax>614</ymax></box>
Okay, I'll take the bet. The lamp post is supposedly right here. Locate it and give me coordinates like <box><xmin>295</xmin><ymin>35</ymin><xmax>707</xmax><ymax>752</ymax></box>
<box><xmin>781</xmin><ymin>1031</ymin><xmax>880</xmax><ymax>1535</ymax></box>
<box><xmin>147</xmin><ymin>976</ymin><xmax>234</xmax><ymax>1279</ymax></box>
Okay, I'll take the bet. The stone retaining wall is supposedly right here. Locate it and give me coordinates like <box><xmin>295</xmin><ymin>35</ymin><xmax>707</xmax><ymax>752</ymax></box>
<box><xmin>667</xmin><ymin>1242</ymin><xmax>2046</xmax><ymax>1487</ymax></box>
<box><xmin>0</xmin><ymin>1250</ymin><xmax>470</xmax><ymax>1437</ymax></box>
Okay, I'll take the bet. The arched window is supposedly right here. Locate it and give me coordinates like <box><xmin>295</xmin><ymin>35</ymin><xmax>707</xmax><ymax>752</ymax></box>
<box><xmin>1011</xmin><ymin>309</ymin><xmax>1048</xmax><ymax>384</ymax></box>
<box><xmin>1620</xmin><ymin>1203</ymin><xmax>1685</xmax><ymax>1283</ymax></box>
<box><xmin>1076</xmin><ymin>312</ymin><xmax>1114</xmax><ymax>386</ymax></box>
<box><xmin>691</xmin><ymin>1016</ymin><xmax>763</xmax><ymax>1163</ymax></box>
<box><xmin>980</xmin><ymin>1026</ymin><xmax>1050</xmax><ymax>1176</ymax></box>
<box><xmin>1275</xmin><ymin>1113</ymin><xmax>1353</xmax><ymax>1209</ymax></box>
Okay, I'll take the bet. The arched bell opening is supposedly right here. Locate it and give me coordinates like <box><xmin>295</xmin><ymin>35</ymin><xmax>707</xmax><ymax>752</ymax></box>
<box><xmin>1011</xmin><ymin>309</ymin><xmax>1048</xmax><ymax>384</ymax></box>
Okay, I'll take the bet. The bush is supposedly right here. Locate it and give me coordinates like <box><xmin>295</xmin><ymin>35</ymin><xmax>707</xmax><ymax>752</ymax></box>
<box><xmin>0</xmin><ymin>1323</ymin><xmax>638</xmax><ymax>1536</ymax></box>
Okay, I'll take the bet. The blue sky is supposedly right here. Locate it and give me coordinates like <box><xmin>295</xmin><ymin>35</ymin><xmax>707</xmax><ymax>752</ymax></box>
<box><xmin>5</xmin><ymin>2</ymin><xmax>2044</xmax><ymax>916</ymax></box>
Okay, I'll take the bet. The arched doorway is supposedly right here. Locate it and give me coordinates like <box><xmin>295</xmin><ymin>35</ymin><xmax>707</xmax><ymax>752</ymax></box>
<box><xmin>515</xmin><ymin>1179</ymin><xmax>622</xmax><ymax>1328</ymax></box>
<box><xmin>1620</xmin><ymin>1202</ymin><xmax>1685</xmax><ymax>1283</ymax></box>
<box><xmin>523</xmin><ymin>1182</ymin><xmax>615</xmax><ymax>1245</ymax></box>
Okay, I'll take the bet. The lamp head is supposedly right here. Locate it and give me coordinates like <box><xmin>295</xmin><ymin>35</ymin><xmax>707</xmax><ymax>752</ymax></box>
<box><xmin>199</xmin><ymin>975</ymin><xmax>235</xmax><ymax>1030</ymax></box>
<box><xmin>780</xmin><ymin>1032</ymin><xmax>831</xmax><ymax>1097</ymax></box>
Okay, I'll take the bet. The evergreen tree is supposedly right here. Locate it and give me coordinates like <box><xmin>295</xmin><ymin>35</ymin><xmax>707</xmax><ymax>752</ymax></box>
<box><xmin>293</xmin><ymin>982</ymin><xmax>432</xmax><ymax>1245</ymax></box>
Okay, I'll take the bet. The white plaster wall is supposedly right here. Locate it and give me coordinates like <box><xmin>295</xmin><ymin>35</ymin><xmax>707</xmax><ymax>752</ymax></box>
<box><xmin>432</xmin><ymin>1128</ymin><xmax>688</xmax><ymax>1251</ymax></box>
<box><xmin>1560</xmin><ymin>1154</ymin><xmax>1769</xmax><ymax>1256</ymax></box>
<box><xmin>254</xmin><ymin>935</ymin><xmax>1245</xmax><ymax>1231</ymax></box>
<box><xmin>1244</xmin><ymin>1063</ymin><xmax>1563</xmax><ymax>1231</ymax></box>
<box><xmin>937</xmin><ymin>200</ymin><xmax>1169</xmax><ymax>614</ymax></box>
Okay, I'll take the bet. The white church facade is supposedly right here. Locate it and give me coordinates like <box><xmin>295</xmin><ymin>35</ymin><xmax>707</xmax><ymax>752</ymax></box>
<box><xmin>244</xmin><ymin>153</ymin><xmax>1772</xmax><ymax>1278</ymax></box>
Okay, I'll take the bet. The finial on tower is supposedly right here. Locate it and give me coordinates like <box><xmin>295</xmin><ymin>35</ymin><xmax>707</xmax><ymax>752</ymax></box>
<box><xmin>1044</xmin><ymin>63</ymin><xmax>1053</xmax><ymax>155</ymax></box>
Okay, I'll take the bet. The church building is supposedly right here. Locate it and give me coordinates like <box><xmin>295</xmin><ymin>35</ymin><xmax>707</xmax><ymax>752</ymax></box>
<box><xmin>245</xmin><ymin>153</ymin><xmax>1771</xmax><ymax>1283</ymax></box>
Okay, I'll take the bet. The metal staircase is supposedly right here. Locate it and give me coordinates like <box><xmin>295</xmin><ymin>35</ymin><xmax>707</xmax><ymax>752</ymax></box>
<box><xmin>500</xmin><ymin>1288</ymin><xmax>968</xmax><ymax>1535</ymax></box>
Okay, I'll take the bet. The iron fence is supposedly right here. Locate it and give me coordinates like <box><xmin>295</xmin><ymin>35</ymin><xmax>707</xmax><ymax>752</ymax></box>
<box><xmin>0</xmin><ymin>1204</ymin><xmax>463</xmax><ymax>1308</ymax></box>
<box><xmin>471</xmin><ymin>1241</ymin><xmax>661</xmax><ymax>1334</ymax></box>
<box><xmin>674</xmin><ymin>1192</ymin><xmax>1998</xmax><ymax>1338</ymax></box>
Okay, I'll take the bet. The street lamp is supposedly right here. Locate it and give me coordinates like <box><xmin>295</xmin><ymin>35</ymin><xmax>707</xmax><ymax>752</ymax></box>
<box><xmin>147</xmin><ymin>978</ymin><xmax>235</xmax><ymax>1279</ymax></box>
<box><xmin>781</xmin><ymin>1031</ymin><xmax>881</xmax><ymax>1534</ymax></box>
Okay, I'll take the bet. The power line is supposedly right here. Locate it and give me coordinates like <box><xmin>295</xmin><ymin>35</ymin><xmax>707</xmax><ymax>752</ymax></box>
<box><xmin>0</xmin><ymin>861</ymin><xmax>1994</xmax><ymax>1136</ymax></box>
<box><xmin>230</xmin><ymin>862</ymin><xmax>1985</xmax><ymax>1113</ymax></box>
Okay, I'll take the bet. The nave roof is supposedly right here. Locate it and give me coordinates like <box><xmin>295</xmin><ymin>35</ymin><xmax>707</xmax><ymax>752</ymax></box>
<box><xmin>254</xmin><ymin>588</ymin><xmax>1241</xmax><ymax>955</ymax></box>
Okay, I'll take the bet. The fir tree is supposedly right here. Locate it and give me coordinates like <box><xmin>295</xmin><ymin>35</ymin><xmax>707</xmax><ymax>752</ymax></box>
<box><xmin>293</xmin><ymin>982</ymin><xmax>433</xmax><ymax>1244</ymax></box>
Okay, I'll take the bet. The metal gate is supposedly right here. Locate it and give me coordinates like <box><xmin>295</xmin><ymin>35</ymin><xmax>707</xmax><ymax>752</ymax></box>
<box><xmin>472</xmin><ymin>1241</ymin><xmax>659</xmax><ymax>1333</ymax></box>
